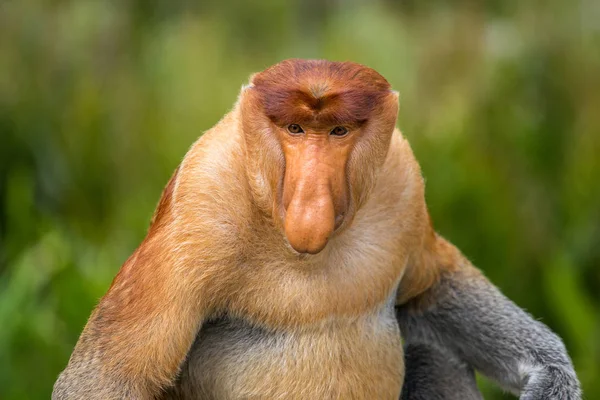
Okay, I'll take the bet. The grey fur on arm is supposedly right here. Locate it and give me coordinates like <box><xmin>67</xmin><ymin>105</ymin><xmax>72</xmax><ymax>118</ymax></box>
<box><xmin>396</xmin><ymin>261</ymin><xmax>581</xmax><ymax>400</ymax></box>
<box><xmin>401</xmin><ymin>342</ymin><xmax>483</xmax><ymax>400</ymax></box>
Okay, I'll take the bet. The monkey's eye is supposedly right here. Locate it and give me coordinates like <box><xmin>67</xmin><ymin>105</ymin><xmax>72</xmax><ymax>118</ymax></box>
<box><xmin>287</xmin><ymin>124</ymin><xmax>304</xmax><ymax>134</ymax></box>
<box><xmin>330</xmin><ymin>126</ymin><xmax>349</xmax><ymax>137</ymax></box>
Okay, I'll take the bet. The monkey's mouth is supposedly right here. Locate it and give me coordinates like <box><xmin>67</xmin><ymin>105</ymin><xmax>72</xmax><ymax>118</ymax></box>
<box><xmin>334</xmin><ymin>213</ymin><xmax>345</xmax><ymax>230</ymax></box>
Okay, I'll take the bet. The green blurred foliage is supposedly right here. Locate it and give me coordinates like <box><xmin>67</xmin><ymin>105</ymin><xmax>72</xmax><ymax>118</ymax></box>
<box><xmin>1</xmin><ymin>0</ymin><xmax>599</xmax><ymax>398</ymax></box>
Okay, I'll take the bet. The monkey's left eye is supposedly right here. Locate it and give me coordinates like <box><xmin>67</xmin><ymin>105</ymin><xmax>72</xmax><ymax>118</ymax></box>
<box><xmin>330</xmin><ymin>126</ymin><xmax>349</xmax><ymax>137</ymax></box>
<box><xmin>287</xmin><ymin>124</ymin><xmax>304</xmax><ymax>134</ymax></box>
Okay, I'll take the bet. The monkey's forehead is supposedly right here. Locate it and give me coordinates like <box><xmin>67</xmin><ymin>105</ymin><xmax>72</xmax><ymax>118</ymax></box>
<box><xmin>252</xmin><ymin>59</ymin><xmax>391</xmax><ymax>91</ymax></box>
<box><xmin>250</xmin><ymin>59</ymin><xmax>393</xmax><ymax>127</ymax></box>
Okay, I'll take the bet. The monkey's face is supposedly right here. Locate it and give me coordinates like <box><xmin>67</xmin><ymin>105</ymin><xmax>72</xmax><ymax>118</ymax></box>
<box><xmin>277</xmin><ymin>122</ymin><xmax>356</xmax><ymax>254</ymax></box>
<box><xmin>241</xmin><ymin>59</ymin><xmax>398</xmax><ymax>254</ymax></box>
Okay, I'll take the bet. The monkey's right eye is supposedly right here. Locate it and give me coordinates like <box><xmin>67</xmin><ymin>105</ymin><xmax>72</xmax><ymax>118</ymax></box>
<box><xmin>287</xmin><ymin>124</ymin><xmax>304</xmax><ymax>134</ymax></box>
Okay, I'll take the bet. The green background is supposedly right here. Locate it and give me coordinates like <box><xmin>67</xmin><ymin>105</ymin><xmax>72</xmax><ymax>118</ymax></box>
<box><xmin>1</xmin><ymin>0</ymin><xmax>599</xmax><ymax>398</ymax></box>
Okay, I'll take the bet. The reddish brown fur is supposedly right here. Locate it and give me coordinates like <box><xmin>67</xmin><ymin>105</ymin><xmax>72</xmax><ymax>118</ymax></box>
<box><xmin>251</xmin><ymin>59</ymin><xmax>392</xmax><ymax>129</ymax></box>
<box><xmin>54</xmin><ymin>59</ymin><xmax>468</xmax><ymax>400</ymax></box>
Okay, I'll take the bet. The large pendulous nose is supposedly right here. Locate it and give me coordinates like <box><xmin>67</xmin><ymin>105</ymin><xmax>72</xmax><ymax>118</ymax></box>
<box><xmin>281</xmin><ymin>140</ymin><xmax>348</xmax><ymax>254</ymax></box>
<box><xmin>284</xmin><ymin>177</ymin><xmax>337</xmax><ymax>254</ymax></box>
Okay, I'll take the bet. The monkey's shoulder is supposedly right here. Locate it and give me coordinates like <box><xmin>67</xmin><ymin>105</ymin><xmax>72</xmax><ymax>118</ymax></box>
<box><xmin>161</xmin><ymin>114</ymin><xmax>252</xmax><ymax>242</ymax></box>
<box><xmin>176</xmin><ymin>115</ymin><xmax>249</xmax><ymax>208</ymax></box>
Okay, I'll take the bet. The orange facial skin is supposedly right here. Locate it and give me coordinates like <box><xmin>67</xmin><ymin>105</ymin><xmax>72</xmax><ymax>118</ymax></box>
<box><xmin>280</xmin><ymin>128</ymin><xmax>350</xmax><ymax>254</ymax></box>
<box><xmin>245</xmin><ymin>59</ymin><xmax>398</xmax><ymax>254</ymax></box>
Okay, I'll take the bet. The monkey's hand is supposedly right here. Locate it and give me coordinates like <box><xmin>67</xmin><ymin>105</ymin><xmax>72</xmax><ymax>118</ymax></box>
<box><xmin>396</xmin><ymin>238</ymin><xmax>581</xmax><ymax>400</ymax></box>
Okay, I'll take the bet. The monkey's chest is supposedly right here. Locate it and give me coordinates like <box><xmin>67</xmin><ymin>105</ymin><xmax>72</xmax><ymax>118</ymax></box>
<box><xmin>170</xmin><ymin>310</ymin><xmax>404</xmax><ymax>400</ymax></box>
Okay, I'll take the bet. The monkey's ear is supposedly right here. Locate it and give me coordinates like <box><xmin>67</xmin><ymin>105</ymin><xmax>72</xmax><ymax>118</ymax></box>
<box><xmin>238</xmin><ymin>72</ymin><xmax>258</xmax><ymax>96</ymax></box>
<box><xmin>241</xmin><ymin>83</ymin><xmax>254</xmax><ymax>92</ymax></box>
<box><xmin>244</xmin><ymin>72</ymin><xmax>259</xmax><ymax>89</ymax></box>
<box><xmin>390</xmin><ymin>90</ymin><xmax>400</xmax><ymax>109</ymax></box>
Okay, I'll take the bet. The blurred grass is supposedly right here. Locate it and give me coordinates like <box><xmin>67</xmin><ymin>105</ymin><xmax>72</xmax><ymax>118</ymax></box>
<box><xmin>0</xmin><ymin>0</ymin><xmax>599</xmax><ymax>398</ymax></box>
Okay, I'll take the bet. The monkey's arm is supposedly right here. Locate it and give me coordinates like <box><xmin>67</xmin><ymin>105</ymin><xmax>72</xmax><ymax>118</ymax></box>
<box><xmin>401</xmin><ymin>342</ymin><xmax>483</xmax><ymax>400</ymax></box>
<box><xmin>396</xmin><ymin>236</ymin><xmax>581</xmax><ymax>400</ymax></box>
<box><xmin>53</xmin><ymin>170</ymin><xmax>223</xmax><ymax>400</ymax></box>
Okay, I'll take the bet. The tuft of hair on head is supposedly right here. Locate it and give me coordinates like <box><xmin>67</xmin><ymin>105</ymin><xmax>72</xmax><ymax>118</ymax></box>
<box><xmin>250</xmin><ymin>59</ymin><xmax>393</xmax><ymax>130</ymax></box>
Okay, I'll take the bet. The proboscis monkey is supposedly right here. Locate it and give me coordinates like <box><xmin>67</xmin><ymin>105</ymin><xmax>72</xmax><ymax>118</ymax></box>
<box><xmin>53</xmin><ymin>59</ymin><xmax>581</xmax><ymax>400</ymax></box>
